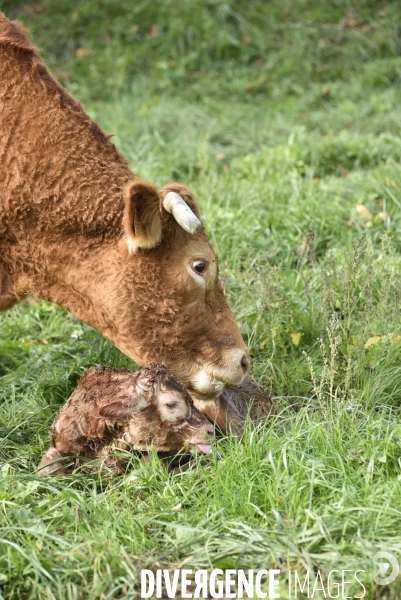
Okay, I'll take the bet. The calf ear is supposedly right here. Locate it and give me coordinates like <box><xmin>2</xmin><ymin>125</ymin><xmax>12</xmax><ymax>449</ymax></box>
<box><xmin>123</xmin><ymin>180</ymin><xmax>162</xmax><ymax>253</ymax></box>
<box><xmin>99</xmin><ymin>402</ymin><xmax>133</xmax><ymax>420</ymax></box>
<box><xmin>99</xmin><ymin>396</ymin><xmax>150</xmax><ymax>420</ymax></box>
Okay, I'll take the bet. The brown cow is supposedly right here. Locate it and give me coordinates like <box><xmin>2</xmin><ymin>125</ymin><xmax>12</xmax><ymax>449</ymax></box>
<box><xmin>0</xmin><ymin>13</ymin><xmax>249</xmax><ymax>400</ymax></box>
<box><xmin>38</xmin><ymin>364</ymin><xmax>215</xmax><ymax>476</ymax></box>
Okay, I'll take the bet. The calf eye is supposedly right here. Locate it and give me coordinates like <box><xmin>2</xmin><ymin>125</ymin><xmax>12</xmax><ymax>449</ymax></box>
<box><xmin>193</xmin><ymin>261</ymin><xmax>205</xmax><ymax>273</ymax></box>
<box><xmin>166</xmin><ymin>402</ymin><xmax>177</xmax><ymax>409</ymax></box>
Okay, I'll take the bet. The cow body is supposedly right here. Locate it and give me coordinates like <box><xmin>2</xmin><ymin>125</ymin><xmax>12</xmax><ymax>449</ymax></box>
<box><xmin>0</xmin><ymin>13</ymin><xmax>249</xmax><ymax>400</ymax></box>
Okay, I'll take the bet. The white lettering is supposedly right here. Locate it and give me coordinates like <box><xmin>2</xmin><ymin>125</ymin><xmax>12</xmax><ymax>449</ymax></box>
<box><xmin>295</xmin><ymin>571</ymin><xmax>310</xmax><ymax>596</ymax></box>
<box><xmin>181</xmin><ymin>570</ymin><xmax>192</xmax><ymax>598</ymax></box>
<box><xmin>194</xmin><ymin>570</ymin><xmax>208</xmax><ymax>598</ymax></box>
<box><xmin>354</xmin><ymin>571</ymin><xmax>366</xmax><ymax>598</ymax></box>
<box><xmin>164</xmin><ymin>570</ymin><xmax>180</xmax><ymax>599</ymax></box>
<box><xmin>327</xmin><ymin>570</ymin><xmax>339</xmax><ymax>598</ymax></box>
<box><xmin>238</xmin><ymin>569</ymin><xmax>253</xmax><ymax>598</ymax></box>
<box><xmin>342</xmin><ymin>571</ymin><xmax>352</xmax><ymax>599</ymax></box>
<box><xmin>156</xmin><ymin>569</ymin><xmax>162</xmax><ymax>598</ymax></box>
<box><xmin>141</xmin><ymin>570</ymin><xmax>154</xmax><ymax>598</ymax></box>
<box><xmin>269</xmin><ymin>569</ymin><xmax>280</xmax><ymax>599</ymax></box>
<box><xmin>209</xmin><ymin>569</ymin><xmax>224</xmax><ymax>599</ymax></box>
<box><xmin>225</xmin><ymin>570</ymin><xmax>236</xmax><ymax>598</ymax></box>
<box><xmin>312</xmin><ymin>571</ymin><xmax>326</xmax><ymax>598</ymax></box>
<box><xmin>255</xmin><ymin>569</ymin><xmax>267</xmax><ymax>599</ymax></box>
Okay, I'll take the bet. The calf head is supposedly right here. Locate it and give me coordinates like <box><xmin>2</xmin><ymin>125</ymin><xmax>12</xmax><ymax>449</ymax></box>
<box><xmin>100</xmin><ymin>364</ymin><xmax>215</xmax><ymax>454</ymax></box>
<box><xmin>109</xmin><ymin>181</ymin><xmax>249</xmax><ymax>400</ymax></box>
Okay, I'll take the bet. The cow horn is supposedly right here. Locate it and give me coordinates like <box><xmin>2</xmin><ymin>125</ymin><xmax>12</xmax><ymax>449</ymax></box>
<box><xmin>163</xmin><ymin>192</ymin><xmax>202</xmax><ymax>235</ymax></box>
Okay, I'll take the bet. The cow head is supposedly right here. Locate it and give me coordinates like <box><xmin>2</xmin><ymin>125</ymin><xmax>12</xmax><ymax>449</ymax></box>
<box><xmin>108</xmin><ymin>180</ymin><xmax>249</xmax><ymax>401</ymax></box>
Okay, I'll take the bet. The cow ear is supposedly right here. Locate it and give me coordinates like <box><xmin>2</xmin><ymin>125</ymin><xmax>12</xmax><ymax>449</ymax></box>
<box><xmin>123</xmin><ymin>180</ymin><xmax>162</xmax><ymax>253</ymax></box>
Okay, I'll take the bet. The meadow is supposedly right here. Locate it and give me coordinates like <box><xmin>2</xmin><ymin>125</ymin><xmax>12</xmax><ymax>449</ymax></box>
<box><xmin>1</xmin><ymin>0</ymin><xmax>401</xmax><ymax>597</ymax></box>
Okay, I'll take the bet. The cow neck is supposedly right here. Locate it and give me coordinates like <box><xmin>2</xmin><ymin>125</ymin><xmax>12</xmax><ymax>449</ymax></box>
<box><xmin>0</xmin><ymin>16</ymin><xmax>134</xmax><ymax>241</ymax></box>
<box><xmin>11</xmin><ymin>234</ymin><xmax>125</xmax><ymax>338</ymax></box>
<box><xmin>0</xmin><ymin>14</ymin><xmax>138</xmax><ymax>338</ymax></box>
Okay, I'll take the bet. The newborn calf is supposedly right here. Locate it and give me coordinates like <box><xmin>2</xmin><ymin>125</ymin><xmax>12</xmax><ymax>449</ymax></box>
<box><xmin>193</xmin><ymin>376</ymin><xmax>273</xmax><ymax>437</ymax></box>
<box><xmin>39</xmin><ymin>364</ymin><xmax>214</xmax><ymax>476</ymax></box>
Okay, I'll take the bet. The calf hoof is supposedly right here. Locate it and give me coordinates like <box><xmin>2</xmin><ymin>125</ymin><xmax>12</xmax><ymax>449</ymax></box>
<box><xmin>38</xmin><ymin>447</ymin><xmax>73</xmax><ymax>477</ymax></box>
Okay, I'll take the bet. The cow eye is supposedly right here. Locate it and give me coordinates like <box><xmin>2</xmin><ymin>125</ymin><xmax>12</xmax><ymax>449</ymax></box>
<box><xmin>194</xmin><ymin>261</ymin><xmax>205</xmax><ymax>273</ymax></box>
<box><xmin>166</xmin><ymin>402</ymin><xmax>177</xmax><ymax>409</ymax></box>
<box><xmin>189</xmin><ymin>258</ymin><xmax>210</xmax><ymax>283</ymax></box>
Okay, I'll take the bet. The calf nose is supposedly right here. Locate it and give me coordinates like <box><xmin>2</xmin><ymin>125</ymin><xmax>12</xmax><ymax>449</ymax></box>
<box><xmin>241</xmin><ymin>353</ymin><xmax>250</xmax><ymax>376</ymax></box>
<box><xmin>207</xmin><ymin>426</ymin><xmax>215</xmax><ymax>438</ymax></box>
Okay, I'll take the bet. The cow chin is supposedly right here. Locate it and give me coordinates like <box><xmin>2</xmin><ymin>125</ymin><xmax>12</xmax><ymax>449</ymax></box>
<box><xmin>187</xmin><ymin>348</ymin><xmax>249</xmax><ymax>400</ymax></box>
<box><xmin>189</xmin><ymin>370</ymin><xmax>228</xmax><ymax>400</ymax></box>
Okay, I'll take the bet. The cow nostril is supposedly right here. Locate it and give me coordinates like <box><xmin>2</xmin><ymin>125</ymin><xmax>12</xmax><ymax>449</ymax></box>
<box><xmin>241</xmin><ymin>354</ymin><xmax>250</xmax><ymax>376</ymax></box>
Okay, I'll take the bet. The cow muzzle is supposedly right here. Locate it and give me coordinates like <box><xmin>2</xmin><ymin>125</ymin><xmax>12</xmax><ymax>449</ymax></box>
<box><xmin>190</xmin><ymin>348</ymin><xmax>250</xmax><ymax>400</ymax></box>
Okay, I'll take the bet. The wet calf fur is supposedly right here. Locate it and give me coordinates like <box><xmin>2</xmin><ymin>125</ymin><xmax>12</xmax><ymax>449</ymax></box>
<box><xmin>38</xmin><ymin>365</ymin><xmax>214</xmax><ymax>476</ymax></box>
<box><xmin>194</xmin><ymin>376</ymin><xmax>273</xmax><ymax>437</ymax></box>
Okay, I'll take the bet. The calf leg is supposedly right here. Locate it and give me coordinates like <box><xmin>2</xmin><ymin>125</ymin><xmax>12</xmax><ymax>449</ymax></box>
<box><xmin>38</xmin><ymin>447</ymin><xmax>74</xmax><ymax>477</ymax></box>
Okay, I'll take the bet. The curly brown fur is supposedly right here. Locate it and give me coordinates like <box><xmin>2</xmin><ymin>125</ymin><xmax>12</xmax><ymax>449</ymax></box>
<box><xmin>193</xmin><ymin>376</ymin><xmax>274</xmax><ymax>437</ymax></box>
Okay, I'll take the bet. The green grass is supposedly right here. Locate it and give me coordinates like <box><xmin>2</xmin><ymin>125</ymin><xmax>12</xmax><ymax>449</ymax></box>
<box><xmin>1</xmin><ymin>0</ymin><xmax>401</xmax><ymax>597</ymax></box>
